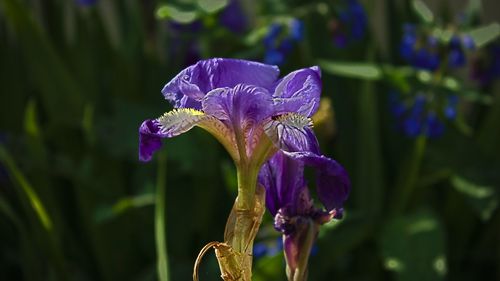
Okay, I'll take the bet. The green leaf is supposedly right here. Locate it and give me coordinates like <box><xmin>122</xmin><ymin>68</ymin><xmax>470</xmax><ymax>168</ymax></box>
<box><xmin>0</xmin><ymin>145</ymin><xmax>70</xmax><ymax>280</ymax></box>
<box><xmin>412</xmin><ymin>0</ymin><xmax>434</xmax><ymax>24</ymax></box>
<box><xmin>0</xmin><ymin>145</ymin><xmax>53</xmax><ymax>232</ymax></box>
<box><xmin>95</xmin><ymin>193</ymin><xmax>155</xmax><ymax>223</ymax></box>
<box><xmin>24</xmin><ymin>99</ymin><xmax>40</xmax><ymax>138</ymax></box>
<box><xmin>318</xmin><ymin>60</ymin><xmax>383</xmax><ymax>80</ymax></box>
<box><xmin>467</xmin><ymin>23</ymin><xmax>500</xmax><ymax>48</ymax></box>
<box><xmin>458</xmin><ymin>89</ymin><xmax>493</xmax><ymax>105</ymax></box>
<box><xmin>156</xmin><ymin>4</ymin><xmax>199</xmax><ymax>24</ymax></box>
<box><xmin>197</xmin><ymin>0</ymin><xmax>229</xmax><ymax>13</ymax></box>
<box><xmin>380</xmin><ymin>210</ymin><xmax>447</xmax><ymax>281</ymax></box>
<box><xmin>450</xmin><ymin>175</ymin><xmax>498</xmax><ymax>221</ymax></box>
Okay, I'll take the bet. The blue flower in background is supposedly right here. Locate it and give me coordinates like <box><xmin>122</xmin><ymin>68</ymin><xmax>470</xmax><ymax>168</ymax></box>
<box><xmin>389</xmin><ymin>92</ymin><xmax>458</xmax><ymax>138</ymax></box>
<box><xmin>399</xmin><ymin>25</ymin><xmax>475</xmax><ymax>71</ymax></box>
<box><xmin>330</xmin><ymin>0</ymin><xmax>368</xmax><ymax>48</ymax></box>
<box><xmin>253</xmin><ymin>237</ymin><xmax>283</xmax><ymax>259</ymax></box>
<box><xmin>263</xmin><ymin>19</ymin><xmax>304</xmax><ymax>65</ymax></box>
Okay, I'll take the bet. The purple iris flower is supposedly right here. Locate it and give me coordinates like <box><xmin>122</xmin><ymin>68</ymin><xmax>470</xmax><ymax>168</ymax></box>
<box><xmin>257</xmin><ymin>124</ymin><xmax>349</xmax><ymax>279</ymax></box>
<box><xmin>258</xmin><ymin>149</ymin><xmax>348</xmax><ymax>280</ymax></box>
<box><xmin>139</xmin><ymin>59</ymin><xmax>347</xmax><ymax>177</ymax></box>
<box><xmin>139</xmin><ymin>58</ymin><xmax>350</xmax><ymax>280</ymax></box>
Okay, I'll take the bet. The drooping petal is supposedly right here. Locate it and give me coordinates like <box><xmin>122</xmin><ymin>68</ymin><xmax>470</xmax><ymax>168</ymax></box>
<box><xmin>139</xmin><ymin>119</ymin><xmax>164</xmax><ymax>162</ymax></box>
<box><xmin>162</xmin><ymin>58</ymin><xmax>280</xmax><ymax>109</ymax></box>
<box><xmin>258</xmin><ymin>151</ymin><xmax>305</xmax><ymax>217</ymax></box>
<box><xmin>263</xmin><ymin>113</ymin><xmax>318</xmax><ymax>153</ymax></box>
<box><xmin>282</xmin><ymin>151</ymin><xmax>350</xmax><ymax>211</ymax></box>
<box><xmin>273</xmin><ymin>66</ymin><xmax>322</xmax><ymax>117</ymax></box>
<box><xmin>139</xmin><ymin>108</ymin><xmax>237</xmax><ymax>162</ymax></box>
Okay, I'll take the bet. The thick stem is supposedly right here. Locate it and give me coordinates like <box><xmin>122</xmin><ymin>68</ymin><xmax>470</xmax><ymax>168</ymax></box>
<box><xmin>391</xmin><ymin>135</ymin><xmax>427</xmax><ymax>214</ymax></box>
<box><xmin>219</xmin><ymin>166</ymin><xmax>266</xmax><ymax>281</ymax></box>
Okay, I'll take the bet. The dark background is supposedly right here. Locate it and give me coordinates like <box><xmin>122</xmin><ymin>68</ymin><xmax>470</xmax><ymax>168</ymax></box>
<box><xmin>0</xmin><ymin>0</ymin><xmax>499</xmax><ymax>280</ymax></box>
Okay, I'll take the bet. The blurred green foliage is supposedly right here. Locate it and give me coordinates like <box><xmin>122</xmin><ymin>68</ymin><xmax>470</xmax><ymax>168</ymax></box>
<box><xmin>0</xmin><ymin>0</ymin><xmax>499</xmax><ymax>281</ymax></box>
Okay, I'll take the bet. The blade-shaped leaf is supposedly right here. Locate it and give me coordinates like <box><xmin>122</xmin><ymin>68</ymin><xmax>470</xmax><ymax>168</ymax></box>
<box><xmin>95</xmin><ymin>193</ymin><xmax>155</xmax><ymax>223</ymax></box>
<box><xmin>156</xmin><ymin>4</ymin><xmax>199</xmax><ymax>24</ymax></box>
<box><xmin>197</xmin><ymin>0</ymin><xmax>229</xmax><ymax>13</ymax></box>
<box><xmin>450</xmin><ymin>175</ymin><xmax>498</xmax><ymax>221</ymax></box>
<box><xmin>319</xmin><ymin>60</ymin><xmax>383</xmax><ymax>80</ymax></box>
<box><xmin>412</xmin><ymin>0</ymin><xmax>434</xmax><ymax>24</ymax></box>
<box><xmin>467</xmin><ymin>23</ymin><xmax>500</xmax><ymax>48</ymax></box>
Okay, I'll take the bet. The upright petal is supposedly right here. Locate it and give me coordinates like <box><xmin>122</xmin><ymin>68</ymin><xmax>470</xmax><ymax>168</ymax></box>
<box><xmin>273</xmin><ymin>66</ymin><xmax>322</xmax><ymax>117</ymax></box>
<box><xmin>203</xmin><ymin>84</ymin><xmax>275</xmax><ymax>157</ymax></box>
<box><xmin>162</xmin><ymin>58</ymin><xmax>280</xmax><ymax>109</ymax></box>
<box><xmin>283</xmin><ymin>151</ymin><xmax>350</xmax><ymax>211</ymax></box>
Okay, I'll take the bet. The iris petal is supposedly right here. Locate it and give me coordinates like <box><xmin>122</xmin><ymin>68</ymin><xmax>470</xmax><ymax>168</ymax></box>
<box><xmin>139</xmin><ymin>119</ymin><xmax>164</xmax><ymax>162</ymax></box>
<box><xmin>139</xmin><ymin>108</ymin><xmax>237</xmax><ymax>162</ymax></box>
<box><xmin>263</xmin><ymin>113</ymin><xmax>318</xmax><ymax>153</ymax></box>
<box><xmin>162</xmin><ymin>58</ymin><xmax>280</xmax><ymax>109</ymax></box>
<box><xmin>273</xmin><ymin>66</ymin><xmax>322</xmax><ymax>117</ymax></box>
<box><xmin>282</xmin><ymin>151</ymin><xmax>350</xmax><ymax>211</ymax></box>
<box><xmin>258</xmin><ymin>151</ymin><xmax>305</xmax><ymax>217</ymax></box>
<box><xmin>203</xmin><ymin>84</ymin><xmax>274</xmax><ymax>158</ymax></box>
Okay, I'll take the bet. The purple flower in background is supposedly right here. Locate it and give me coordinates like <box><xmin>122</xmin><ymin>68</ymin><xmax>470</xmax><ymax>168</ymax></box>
<box><xmin>166</xmin><ymin>21</ymin><xmax>203</xmax><ymax>67</ymax></box>
<box><xmin>219</xmin><ymin>0</ymin><xmax>248</xmax><ymax>33</ymax></box>
<box><xmin>263</xmin><ymin>19</ymin><xmax>304</xmax><ymax>65</ymax></box>
<box><xmin>76</xmin><ymin>0</ymin><xmax>97</xmax><ymax>6</ymax></box>
<box><xmin>330</xmin><ymin>0</ymin><xmax>367</xmax><ymax>48</ymax></box>
<box><xmin>471</xmin><ymin>43</ymin><xmax>500</xmax><ymax>86</ymax></box>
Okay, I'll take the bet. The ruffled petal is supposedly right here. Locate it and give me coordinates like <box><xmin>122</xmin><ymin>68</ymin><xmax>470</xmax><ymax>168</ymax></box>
<box><xmin>273</xmin><ymin>66</ymin><xmax>321</xmax><ymax>117</ymax></box>
<box><xmin>162</xmin><ymin>58</ymin><xmax>280</xmax><ymax>109</ymax></box>
<box><xmin>203</xmin><ymin>84</ymin><xmax>274</xmax><ymax>158</ymax></box>
<box><xmin>282</xmin><ymin>151</ymin><xmax>350</xmax><ymax>211</ymax></box>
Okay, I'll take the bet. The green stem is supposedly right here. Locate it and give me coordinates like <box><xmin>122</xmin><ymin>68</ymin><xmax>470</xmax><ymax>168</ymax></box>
<box><xmin>391</xmin><ymin>136</ymin><xmax>427</xmax><ymax>214</ymax></box>
<box><xmin>155</xmin><ymin>151</ymin><xmax>170</xmax><ymax>281</ymax></box>
<box><xmin>219</xmin><ymin>163</ymin><xmax>265</xmax><ymax>281</ymax></box>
